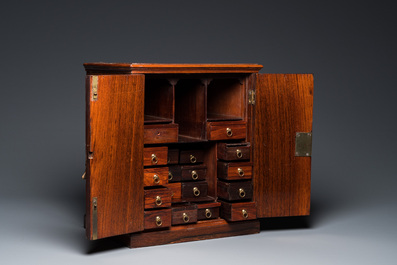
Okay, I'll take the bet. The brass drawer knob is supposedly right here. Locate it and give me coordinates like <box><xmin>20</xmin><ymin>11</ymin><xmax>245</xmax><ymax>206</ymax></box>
<box><xmin>183</xmin><ymin>213</ymin><xmax>190</xmax><ymax>223</ymax></box>
<box><xmin>242</xmin><ymin>209</ymin><xmax>248</xmax><ymax>219</ymax></box>
<box><xmin>155</xmin><ymin>216</ymin><xmax>162</xmax><ymax>227</ymax></box>
<box><xmin>193</xmin><ymin>187</ymin><xmax>200</xmax><ymax>197</ymax></box>
<box><xmin>236</xmin><ymin>149</ymin><xmax>243</xmax><ymax>158</ymax></box>
<box><xmin>191</xmin><ymin>170</ymin><xmax>198</xmax><ymax>180</ymax></box>
<box><xmin>155</xmin><ymin>195</ymin><xmax>162</xmax><ymax>206</ymax></box>
<box><xmin>153</xmin><ymin>174</ymin><xmax>160</xmax><ymax>184</ymax></box>
<box><xmin>168</xmin><ymin>172</ymin><xmax>173</xmax><ymax>181</ymax></box>
<box><xmin>151</xmin><ymin>154</ymin><xmax>158</xmax><ymax>165</ymax></box>
<box><xmin>226</xmin><ymin>127</ymin><xmax>233</xmax><ymax>137</ymax></box>
<box><xmin>205</xmin><ymin>208</ymin><xmax>212</xmax><ymax>219</ymax></box>
<box><xmin>237</xmin><ymin>168</ymin><xmax>245</xmax><ymax>177</ymax></box>
<box><xmin>190</xmin><ymin>155</ymin><xmax>197</xmax><ymax>164</ymax></box>
<box><xmin>239</xmin><ymin>188</ymin><xmax>246</xmax><ymax>198</ymax></box>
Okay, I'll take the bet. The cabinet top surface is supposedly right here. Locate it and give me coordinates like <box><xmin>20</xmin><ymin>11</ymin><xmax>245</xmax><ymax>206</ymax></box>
<box><xmin>84</xmin><ymin>63</ymin><xmax>263</xmax><ymax>74</ymax></box>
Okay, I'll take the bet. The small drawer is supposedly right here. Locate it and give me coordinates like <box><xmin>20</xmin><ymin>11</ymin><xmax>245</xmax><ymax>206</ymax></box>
<box><xmin>144</xmin><ymin>187</ymin><xmax>172</xmax><ymax>209</ymax></box>
<box><xmin>179</xmin><ymin>149</ymin><xmax>204</xmax><ymax>164</ymax></box>
<box><xmin>207</xmin><ymin>121</ymin><xmax>247</xmax><ymax>141</ymax></box>
<box><xmin>181</xmin><ymin>165</ymin><xmax>207</xmax><ymax>181</ymax></box>
<box><xmin>144</xmin><ymin>209</ymin><xmax>172</xmax><ymax>230</ymax></box>
<box><xmin>181</xmin><ymin>181</ymin><xmax>208</xmax><ymax>200</ymax></box>
<box><xmin>144</xmin><ymin>146</ymin><xmax>168</xmax><ymax>167</ymax></box>
<box><xmin>220</xmin><ymin>201</ymin><xmax>257</xmax><ymax>222</ymax></box>
<box><xmin>171</xmin><ymin>204</ymin><xmax>198</xmax><ymax>225</ymax></box>
<box><xmin>144</xmin><ymin>167</ymin><xmax>169</xmax><ymax>187</ymax></box>
<box><xmin>144</xmin><ymin>124</ymin><xmax>178</xmax><ymax>144</ymax></box>
<box><xmin>167</xmin><ymin>182</ymin><xmax>182</xmax><ymax>202</ymax></box>
<box><xmin>196</xmin><ymin>202</ymin><xmax>221</xmax><ymax>220</ymax></box>
<box><xmin>217</xmin><ymin>162</ymin><xmax>252</xmax><ymax>181</ymax></box>
<box><xmin>168</xmin><ymin>149</ymin><xmax>179</xmax><ymax>165</ymax></box>
<box><xmin>168</xmin><ymin>165</ymin><xmax>182</xmax><ymax>183</ymax></box>
<box><xmin>217</xmin><ymin>142</ymin><xmax>251</xmax><ymax>161</ymax></box>
<box><xmin>217</xmin><ymin>180</ymin><xmax>253</xmax><ymax>201</ymax></box>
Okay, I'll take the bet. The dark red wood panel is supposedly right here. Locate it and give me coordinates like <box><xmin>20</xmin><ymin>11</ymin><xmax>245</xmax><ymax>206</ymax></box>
<box><xmin>254</xmin><ymin>74</ymin><xmax>313</xmax><ymax>218</ymax></box>
<box><xmin>86</xmin><ymin>74</ymin><xmax>145</xmax><ymax>239</ymax></box>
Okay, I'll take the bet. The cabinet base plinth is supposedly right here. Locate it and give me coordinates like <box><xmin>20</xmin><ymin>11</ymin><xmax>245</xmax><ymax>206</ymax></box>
<box><xmin>119</xmin><ymin>219</ymin><xmax>260</xmax><ymax>248</ymax></box>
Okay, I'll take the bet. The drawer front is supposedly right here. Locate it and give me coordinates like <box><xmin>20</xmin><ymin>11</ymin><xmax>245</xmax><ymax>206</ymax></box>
<box><xmin>168</xmin><ymin>165</ymin><xmax>182</xmax><ymax>183</ymax></box>
<box><xmin>217</xmin><ymin>162</ymin><xmax>252</xmax><ymax>181</ymax></box>
<box><xmin>196</xmin><ymin>202</ymin><xmax>221</xmax><ymax>220</ymax></box>
<box><xmin>167</xmin><ymin>182</ymin><xmax>182</xmax><ymax>202</ymax></box>
<box><xmin>179</xmin><ymin>149</ymin><xmax>204</xmax><ymax>164</ymax></box>
<box><xmin>167</xmin><ymin>149</ymin><xmax>179</xmax><ymax>165</ymax></box>
<box><xmin>217</xmin><ymin>180</ymin><xmax>253</xmax><ymax>201</ymax></box>
<box><xmin>144</xmin><ymin>167</ymin><xmax>169</xmax><ymax>187</ymax></box>
<box><xmin>144</xmin><ymin>146</ymin><xmax>168</xmax><ymax>166</ymax></box>
<box><xmin>144</xmin><ymin>124</ymin><xmax>178</xmax><ymax>144</ymax></box>
<box><xmin>207</xmin><ymin>121</ymin><xmax>247</xmax><ymax>141</ymax></box>
<box><xmin>144</xmin><ymin>209</ymin><xmax>172</xmax><ymax>230</ymax></box>
<box><xmin>181</xmin><ymin>181</ymin><xmax>208</xmax><ymax>200</ymax></box>
<box><xmin>144</xmin><ymin>188</ymin><xmax>172</xmax><ymax>209</ymax></box>
<box><xmin>220</xmin><ymin>201</ymin><xmax>257</xmax><ymax>221</ymax></box>
<box><xmin>181</xmin><ymin>165</ymin><xmax>207</xmax><ymax>181</ymax></box>
<box><xmin>217</xmin><ymin>143</ymin><xmax>251</xmax><ymax>161</ymax></box>
<box><xmin>171</xmin><ymin>205</ymin><xmax>198</xmax><ymax>225</ymax></box>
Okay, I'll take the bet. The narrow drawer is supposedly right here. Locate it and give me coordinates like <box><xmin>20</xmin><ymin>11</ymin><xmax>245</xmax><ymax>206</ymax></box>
<box><xmin>179</xmin><ymin>149</ymin><xmax>204</xmax><ymax>164</ymax></box>
<box><xmin>144</xmin><ymin>167</ymin><xmax>169</xmax><ymax>187</ymax></box>
<box><xmin>217</xmin><ymin>162</ymin><xmax>252</xmax><ymax>181</ymax></box>
<box><xmin>144</xmin><ymin>187</ymin><xmax>172</xmax><ymax>209</ymax></box>
<box><xmin>217</xmin><ymin>180</ymin><xmax>253</xmax><ymax>201</ymax></box>
<box><xmin>171</xmin><ymin>204</ymin><xmax>198</xmax><ymax>225</ymax></box>
<box><xmin>167</xmin><ymin>149</ymin><xmax>179</xmax><ymax>165</ymax></box>
<box><xmin>168</xmin><ymin>165</ymin><xmax>182</xmax><ymax>183</ymax></box>
<box><xmin>217</xmin><ymin>142</ymin><xmax>251</xmax><ymax>161</ymax></box>
<box><xmin>144</xmin><ymin>146</ymin><xmax>168</xmax><ymax>166</ymax></box>
<box><xmin>181</xmin><ymin>181</ymin><xmax>208</xmax><ymax>200</ymax></box>
<box><xmin>144</xmin><ymin>209</ymin><xmax>172</xmax><ymax>230</ymax></box>
<box><xmin>207</xmin><ymin>121</ymin><xmax>247</xmax><ymax>141</ymax></box>
<box><xmin>220</xmin><ymin>201</ymin><xmax>257</xmax><ymax>222</ymax></box>
<box><xmin>144</xmin><ymin>124</ymin><xmax>178</xmax><ymax>144</ymax></box>
<box><xmin>196</xmin><ymin>202</ymin><xmax>221</xmax><ymax>220</ymax></box>
<box><xmin>181</xmin><ymin>165</ymin><xmax>207</xmax><ymax>181</ymax></box>
<box><xmin>167</xmin><ymin>182</ymin><xmax>181</xmax><ymax>202</ymax></box>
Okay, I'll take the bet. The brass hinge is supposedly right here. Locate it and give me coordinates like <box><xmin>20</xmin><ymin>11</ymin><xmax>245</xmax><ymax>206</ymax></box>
<box><xmin>248</xmin><ymin>90</ymin><xmax>256</xmax><ymax>105</ymax></box>
<box><xmin>91</xmin><ymin>76</ymin><xmax>98</xmax><ymax>101</ymax></box>
<box><xmin>295</xmin><ymin>132</ymin><xmax>312</xmax><ymax>157</ymax></box>
<box><xmin>92</xmin><ymin>197</ymin><xmax>98</xmax><ymax>240</ymax></box>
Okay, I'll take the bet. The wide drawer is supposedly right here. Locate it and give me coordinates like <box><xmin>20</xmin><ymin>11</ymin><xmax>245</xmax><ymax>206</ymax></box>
<box><xmin>181</xmin><ymin>165</ymin><xmax>207</xmax><ymax>181</ymax></box>
<box><xmin>207</xmin><ymin>121</ymin><xmax>247</xmax><ymax>141</ymax></box>
<box><xmin>144</xmin><ymin>146</ymin><xmax>168</xmax><ymax>166</ymax></box>
<box><xmin>217</xmin><ymin>162</ymin><xmax>252</xmax><ymax>181</ymax></box>
<box><xmin>181</xmin><ymin>181</ymin><xmax>208</xmax><ymax>200</ymax></box>
<box><xmin>144</xmin><ymin>167</ymin><xmax>169</xmax><ymax>187</ymax></box>
<box><xmin>220</xmin><ymin>201</ymin><xmax>257</xmax><ymax>222</ymax></box>
<box><xmin>171</xmin><ymin>204</ymin><xmax>198</xmax><ymax>225</ymax></box>
<box><xmin>217</xmin><ymin>180</ymin><xmax>253</xmax><ymax>201</ymax></box>
<box><xmin>217</xmin><ymin>142</ymin><xmax>251</xmax><ymax>161</ymax></box>
<box><xmin>144</xmin><ymin>124</ymin><xmax>178</xmax><ymax>144</ymax></box>
<box><xmin>144</xmin><ymin>209</ymin><xmax>172</xmax><ymax>230</ymax></box>
<box><xmin>196</xmin><ymin>202</ymin><xmax>221</xmax><ymax>221</ymax></box>
<box><xmin>179</xmin><ymin>149</ymin><xmax>204</xmax><ymax>164</ymax></box>
<box><xmin>144</xmin><ymin>187</ymin><xmax>172</xmax><ymax>209</ymax></box>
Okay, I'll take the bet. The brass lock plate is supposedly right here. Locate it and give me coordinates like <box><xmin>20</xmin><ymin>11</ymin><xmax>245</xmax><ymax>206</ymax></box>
<box><xmin>295</xmin><ymin>132</ymin><xmax>312</xmax><ymax>157</ymax></box>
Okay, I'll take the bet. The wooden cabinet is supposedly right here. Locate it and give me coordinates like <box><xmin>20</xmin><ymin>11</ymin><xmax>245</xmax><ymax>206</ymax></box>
<box><xmin>83</xmin><ymin>63</ymin><xmax>313</xmax><ymax>247</ymax></box>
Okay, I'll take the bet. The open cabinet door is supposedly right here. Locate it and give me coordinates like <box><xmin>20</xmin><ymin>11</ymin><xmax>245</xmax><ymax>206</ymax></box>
<box><xmin>86</xmin><ymin>75</ymin><xmax>145</xmax><ymax>239</ymax></box>
<box><xmin>254</xmin><ymin>74</ymin><xmax>313</xmax><ymax>218</ymax></box>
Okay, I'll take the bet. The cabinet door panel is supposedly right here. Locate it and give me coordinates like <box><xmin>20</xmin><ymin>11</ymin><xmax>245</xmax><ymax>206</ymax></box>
<box><xmin>254</xmin><ymin>74</ymin><xmax>313</xmax><ymax>218</ymax></box>
<box><xmin>86</xmin><ymin>75</ymin><xmax>145</xmax><ymax>239</ymax></box>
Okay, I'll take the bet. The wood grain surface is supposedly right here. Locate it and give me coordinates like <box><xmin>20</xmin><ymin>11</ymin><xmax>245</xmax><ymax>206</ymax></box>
<box><xmin>217</xmin><ymin>180</ymin><xmax>253</xmax><ymax>201</ymax></box>
<box><xmin>144</xmin><ymin>209</ymin><xmax>172</xmax><ymax>230</ymax></box>
<box><xmin>144</xmin><ymin>124</ymin><xmax>178</xmax><ymax>144</ymax></box>
<box><xmin>144</xmin><ymin>146</ymin><xmax>168</xmax><ymax>166</ymax></box>
<box><xmin>220</xmin><ymin>201</ymin><xmax>257</xmax><ymax>221</ymax></box>
<box><xmin>143</xmin><ymin>167</ymin><xmax>169</xmax><ymax>187</ymax></box>
<box><xmin>144</xmin><ymin>187</ymin><xmax>172</xmax><ymax>209</ymax></box>
<box><xmin>217</xmin><ymin>161</ymin><xmax>253</xmax><ymax>180</ymax></box>
<box><xmin>217</xmin><ymin>142</ymin><xmax>251</xmax><ymax>161</ymax></box>
<box><xmin>207</xmin><ymin>121</ymin><xmax>247</xmax><ymax>141</ymax></box>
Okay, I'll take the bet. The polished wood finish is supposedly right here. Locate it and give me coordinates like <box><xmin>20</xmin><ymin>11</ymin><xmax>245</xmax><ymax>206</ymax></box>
<box><xmin>207</xmin><ymin>121</ymin><xmax>247</xmax><ymax>141</ymax></box>
<box><xmin>220</xmin><ymin>201</ymin><xmax>257</xmax><ymax>221</ymax></box>
<box><xmin>144</xmin><ymin>78</ymin><xmax>174</xmax><ymax>122</ymax></box>
<box><xmin>181</xmin><ymin>165</ymin><xmax>207</xmax><ymax>181</ymax></box>
<box><xmin>144</xmin><ymin>187</ymin><xmax>172</xmax><ymax>209</ymax></box>
<box><xmin>86</xmin><ymin>74</ymin><xmax>144</xmax><ymax>240</ymax></box>
<box><xmin>217</xmin><ymin>142</ymin><xmax>251</xmax><ymax>161</ymax></box>
<box><xmin>254</xmin><ymin>74</ymin><xmax>313</xmax><ymax>218</ymax></box>
<box><xmin>179</xmin><ymin>149</ymin><xmax>205</xmax><ymax>164</ymax></box>
<box><xmin>144</xmin><ymin>209</ymin><xmax>172</xmax><ymax>230</ymax></box>
<box><xmin>167</xmin><ymin>149</ymin><xmax>179</xmax><ymax>164</ymax></box>
<box><xmin>143</xmin><ymin>167</ymin><xmax>169</xmax><ymax>187</ymax></box>
<box><xmin>121</xmin><ymin>219</ymin><xmax>260</xmax><ymax>248</ymax></box>
<box><xmin>171</xmin><ymin>204</ymin><xmax>198</xmax><ymax>225</ymax></box>
<box><xmin>217</xmin><ymin>180</ymin><xmax>253</xmax><ymax>201</ymax></box>
<box><xmin>168</xmin><ymin>165</ymin><xmax>182</xmax><ymax>183</ymax></box>
<box><xmin>217</xmin><ymin>162</ymin><xmax>252</xmax><ymax>181</ymax></box>
<box><xmin>144</xmin><ymin>146</ymin><xmax>168</xmax><ymax>166</ymax></box>
<box><xmin>196</xmin><ymin>202</ymin><xmax>221</xmax><ymax>220</ymax></box>
<box><xmin>166</xmin><ymin>182</ymin><xmax>181</xmax><ymax>202</ymax></box>
<box><xmin>181</xmin><ymin>181</ymin><xmax>208</xmax><ymax>200</ymax></box>
<box><xmin>144</xmin><ymin>124</ymin><xmax>178</xmax><ymax>144</ymax></box>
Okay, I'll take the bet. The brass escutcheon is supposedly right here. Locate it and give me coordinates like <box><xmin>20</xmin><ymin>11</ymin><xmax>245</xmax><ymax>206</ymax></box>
<box><xmin>151</xmin><ymin>154</ymin><xmax>158</xmax><ymax>164</ymax></box>
<box><xmin>226</xmin><ymin>128</ymin><xmax>233</xmax><ymax>137</ymax></box>
<box><xmin>153</xmin><ymin>174</ymin><xmax>160</xmax><ymax>184</ymax></box>
<box><xmin>239</xmin><ymin>188</ymin><xmax>246</xmax><ymax>198</ymax></box>
<box><xmin>237</xmin><ymin>168</ymin><xmax>245</xmax><ymax>177</ymax></box>
<box><xmin>193</xmin><ymin>187</ymin><xmax>200</xmax><ymax>197</ymax></box>
<box><xmin>155</xmin><ymin>216</ymin><xmax>162</xmax><ymax>227</ymax></box>
<box><xmin>168</xmin><ymin>172</ymin><xmax>173</xmax><ymax>181</ymax></box>
<box><xmin>183</xmin><ymin>213</ymin><xmax>189</xmax><ymax>223</ymax></box>
<box><xmin>190</xmin><ymin>155</ymin><xmax>197</xmax><ymax>164</ymax></box>
<box><xmin>236</xmin><ymin>149</ymin><xmax>243</xmax><ymax>158</ymax></box>
<box><xmin>205</xmin><ymin>208</ymin><xmax>212</xmax><ymax>219</ymax></box>
<box><xmin>242</xmin><ymin>209</ymin><xmax>248</xmax><ymax>219</ymax></box>
<box><xmin>191</xmin><ymin>170</ymin><xmax>198</xmax><ymax>180</ymax></box>
<box><xmin>155</xmin><ymin>195</ymin><xmax>162</xmax><ymax>206</ymax></box>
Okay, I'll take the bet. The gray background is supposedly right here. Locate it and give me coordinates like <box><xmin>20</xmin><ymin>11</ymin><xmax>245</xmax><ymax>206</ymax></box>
<box><xmin>1</xmin><ymin>0</ymin><xmax>396</xmax><ymax>264</ymax></box>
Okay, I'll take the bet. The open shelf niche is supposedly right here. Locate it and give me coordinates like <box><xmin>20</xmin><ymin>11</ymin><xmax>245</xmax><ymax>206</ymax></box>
<box><xmin>144</xmin><ymin>78</ymin><xmax>174</xmax><ymax>124</ymax></box>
